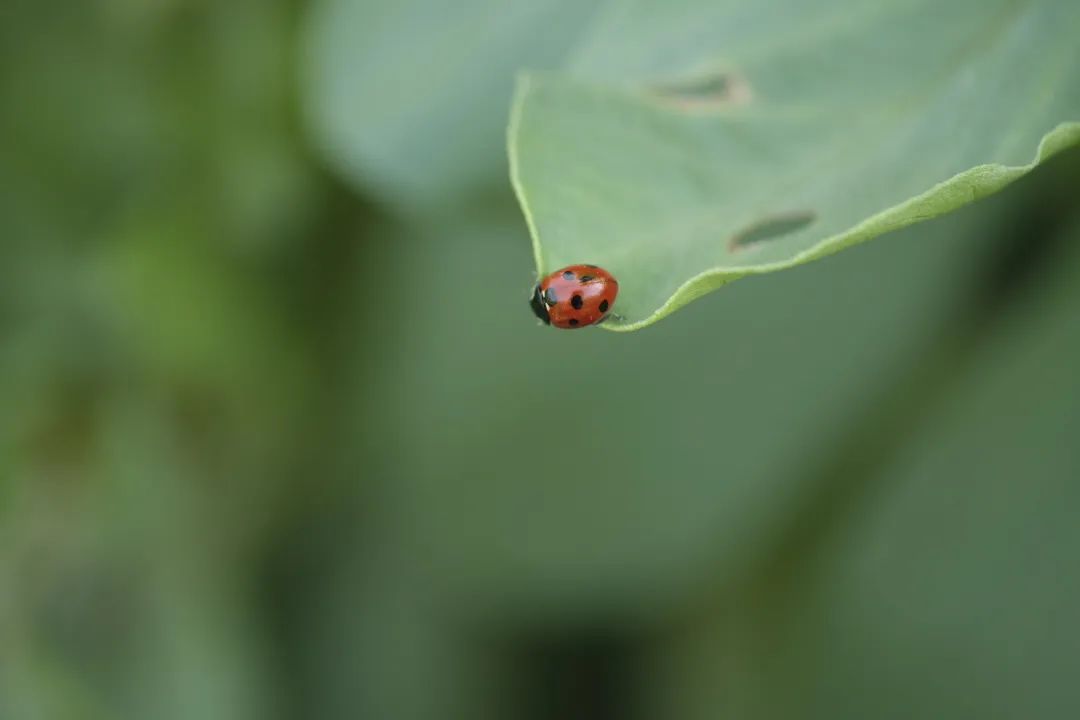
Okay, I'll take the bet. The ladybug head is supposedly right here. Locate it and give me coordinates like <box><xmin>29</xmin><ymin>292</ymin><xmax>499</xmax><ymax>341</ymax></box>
<box><xmin>529</xmin><ymin>284</ymin><xmax>550</xmax><ymax>325</ymax></box>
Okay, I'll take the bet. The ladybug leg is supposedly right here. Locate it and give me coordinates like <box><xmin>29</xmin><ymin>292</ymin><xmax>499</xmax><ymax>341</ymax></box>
<box><xmin>595</xmin><ymin>311</ymin><xmax>624</xmax><ymax>325</ymax></box>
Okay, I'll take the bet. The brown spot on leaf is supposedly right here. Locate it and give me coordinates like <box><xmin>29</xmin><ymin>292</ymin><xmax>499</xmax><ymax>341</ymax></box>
<box><xmin>728</xmin><ymin>210</ymin><xmax>817</xmax><ymax>253</ymax></box>
<box><xmin>648</xmin><ymin>67</ymin><xmax>753</xmax><ymax>112</ymax></box>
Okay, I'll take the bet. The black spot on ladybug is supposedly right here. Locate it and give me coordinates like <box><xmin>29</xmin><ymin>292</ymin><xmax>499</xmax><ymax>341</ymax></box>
<box><xmin>569</xmin><ymin>318</ymin><xmax>579</xmax><ymax>326</ymax></box>
<box><xmin>580</xmin><ymin>274</ymin><xmax>594</xmax><ymax>282</ymax></box>
<box><xmin>544</xmin><ymin>287</ymin><xmax>558</xmax><ymax>305</ymax></box>
<box><xmin>530</xmin><ymin>286</ymin><xmax>550</xmax><ymax>325</ymax></box>
<box><xmin>599</xmin><ymin>299</ymin><xmax>609</xmax><ymax>313</ymax></box>
<box><xmin>585</xmin><ymin>264</ymin><xmax>598</xmax><ymax>268</ymax></box>
<box><xmin>571</xmin><ymin>294</ymin><xmax>583</xmax><ymax>310</ymax></box>
<box><xmin>562</xmin><ymin>270</ymin><xmax>575</xmax><ymax>280</ymax></box>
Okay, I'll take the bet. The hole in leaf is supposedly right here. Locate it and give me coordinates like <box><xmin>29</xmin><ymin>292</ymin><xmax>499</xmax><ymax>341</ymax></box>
<box><xmin>727</xmin><ymin>210</ymin><xmax>817</xmax><ymax>253</ymax></box>
<box><xmin>648</xmin><ymin>68</ymin><xmax>752</xmax><ymax>112</ymax></box>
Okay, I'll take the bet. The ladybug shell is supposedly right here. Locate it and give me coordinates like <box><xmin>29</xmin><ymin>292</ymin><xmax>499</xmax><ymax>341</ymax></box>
<box><xmin>530</xmin><ymin>264</ymin><xmax>618</xmax><ymax>329</ymax></box>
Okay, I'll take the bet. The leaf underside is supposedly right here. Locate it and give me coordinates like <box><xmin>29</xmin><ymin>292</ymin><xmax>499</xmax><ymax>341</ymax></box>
<box><xmin>509</xmin><ymin>0</ymin><xmax>1080</xmax><ymax>331</ymax></box>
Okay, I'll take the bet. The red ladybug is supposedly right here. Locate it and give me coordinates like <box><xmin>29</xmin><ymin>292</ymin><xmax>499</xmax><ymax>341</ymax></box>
<box><xmin>529</xmin><ymin>264</ymin><xmax>618</xmax><ymax>329</ymax></box>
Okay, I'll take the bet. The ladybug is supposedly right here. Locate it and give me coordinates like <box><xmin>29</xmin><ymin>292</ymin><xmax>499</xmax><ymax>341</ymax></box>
<box><xmin>529</xmin><ymin>264</ymin><xmax>618</xmax><ymax>329</ymax></box>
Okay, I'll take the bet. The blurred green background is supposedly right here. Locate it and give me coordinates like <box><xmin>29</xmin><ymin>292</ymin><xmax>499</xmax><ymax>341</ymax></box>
<box><xmin>2</xmin><ymin>2</ymin><xmax>1078</xmax><ymax>719</ymax></box>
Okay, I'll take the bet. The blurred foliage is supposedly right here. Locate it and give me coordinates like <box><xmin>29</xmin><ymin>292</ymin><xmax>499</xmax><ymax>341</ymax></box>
<box><xmin>305</xmin><ymin>0</ymin><xmax>597</xmax><ymax>206</ymax></box>
<box><xmin>1</xmin><ymin>2</ymin><xmax>1079</xmax><ymax>720</ymax></box>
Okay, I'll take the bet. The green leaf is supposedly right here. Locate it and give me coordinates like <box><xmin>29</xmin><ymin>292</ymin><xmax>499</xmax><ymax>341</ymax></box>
<box><xmin>509</xmin><ymin>0</ymin><xmax>1080</xmax><ymax>331</ymax></box>
<box><xmin>303</xmin><ymin>0</ymin><xmax>596</xmax><ymax>205</ymax></box>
